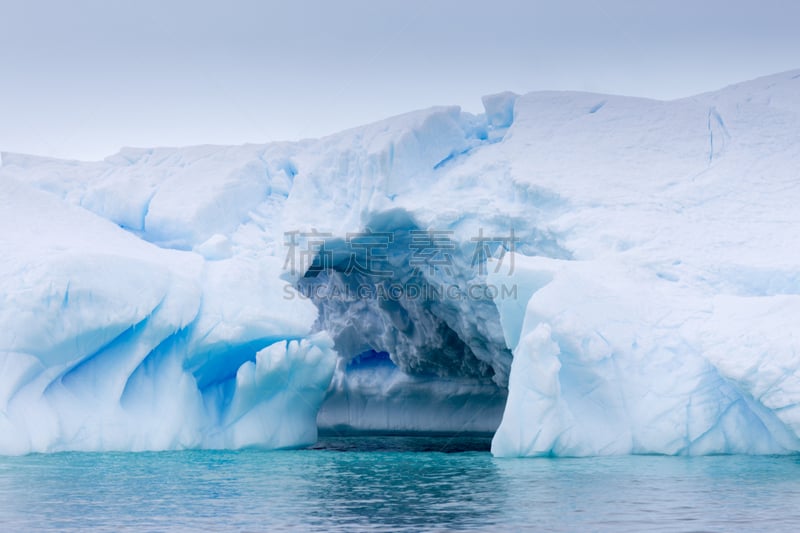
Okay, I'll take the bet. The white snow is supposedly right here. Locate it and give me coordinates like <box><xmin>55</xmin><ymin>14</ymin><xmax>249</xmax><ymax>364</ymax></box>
<box><xmin>1</xmin><ymin>69</ymin><xmax>800</xmax><ymax>455</ymax></box>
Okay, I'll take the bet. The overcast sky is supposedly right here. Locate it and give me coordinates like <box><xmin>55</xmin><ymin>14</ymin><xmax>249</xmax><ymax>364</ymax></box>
<box><xmin>2</xmin><ymin>0</ymin><xmax>798</xmax><ymax>160</ymax></box>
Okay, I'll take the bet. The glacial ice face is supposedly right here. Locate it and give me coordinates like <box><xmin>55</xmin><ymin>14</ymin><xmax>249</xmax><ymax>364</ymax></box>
<box><xmin>489</xmin><ymin>257</ymin><xmax>800</xmax><ymax>456</ymax></box>
<box><xmin>2</xmin><ymin>70</ymin><xmax>800</xmax><ymax>455</ymax></box>
<box><xmin>0</xmin><ymin>178</ymin><xmax>334</xmax><ymax>454</ymax></box>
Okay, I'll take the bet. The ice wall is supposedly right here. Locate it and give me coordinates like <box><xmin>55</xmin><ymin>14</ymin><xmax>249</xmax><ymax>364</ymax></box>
<box><xmin>2</xmin><ymin>70</ymin><xmax>800</xmax><ymax>455</ymax></box>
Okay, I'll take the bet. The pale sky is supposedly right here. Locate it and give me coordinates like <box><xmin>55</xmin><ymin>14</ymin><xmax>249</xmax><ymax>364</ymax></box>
<box><xmin>2</xmin><ymin>0</ymin><xmax>798</xmax><ymax>160</ymax></box>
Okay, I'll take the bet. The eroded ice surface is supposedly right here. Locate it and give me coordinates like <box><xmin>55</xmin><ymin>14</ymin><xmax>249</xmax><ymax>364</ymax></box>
<box><xmin>1</xmin><ymin>70</ymin><xmax>800</xmax><ymax>455</ymax></box>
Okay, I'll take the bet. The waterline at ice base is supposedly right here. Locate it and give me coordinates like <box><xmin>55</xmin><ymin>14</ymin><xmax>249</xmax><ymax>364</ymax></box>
<box><xmin>2</xmin><ymin>70</ymin><xmax>800</xmax><ymax>457</ymax></box>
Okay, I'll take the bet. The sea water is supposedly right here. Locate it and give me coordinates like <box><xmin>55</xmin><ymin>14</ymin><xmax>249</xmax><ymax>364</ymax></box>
<box><xmin>1</xmin><ymin>437</ymin><xmax>799</xmax><ymax>532</ymax></box>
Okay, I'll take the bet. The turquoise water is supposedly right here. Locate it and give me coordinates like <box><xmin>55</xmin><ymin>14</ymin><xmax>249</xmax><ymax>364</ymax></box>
<box><xmin>2</xmin><ymin>437</ymin><xmax>800</xmax><ymax>532</ymax></box>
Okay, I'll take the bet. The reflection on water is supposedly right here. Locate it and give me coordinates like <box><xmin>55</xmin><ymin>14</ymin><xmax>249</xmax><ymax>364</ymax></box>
<box><xmin>302</xmin><ymin>438</ymin><xmax>504</xmax><ymax>531</ymax></box>
<box><xmin>311</xmin><ymin>434</ymin><xmax>493</xmax><ymax>452</ymax></box>
<box><xmin>1</xmin><ymin>438</ymin><xmax>800</xmax><ymax>532</ymax></box>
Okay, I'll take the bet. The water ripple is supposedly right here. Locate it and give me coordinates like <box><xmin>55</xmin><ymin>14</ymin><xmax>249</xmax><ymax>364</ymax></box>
<box><xmin>1</xmin><ymin>438</ymin><xmax>800</xmax><ymax>532</ymax></box>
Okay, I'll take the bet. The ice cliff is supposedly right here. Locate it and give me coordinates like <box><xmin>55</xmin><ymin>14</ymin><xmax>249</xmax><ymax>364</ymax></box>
<box><xmin>1</xmin><ymin>70</ymin><xmax>800</xmax><ymax>456</ymax></box>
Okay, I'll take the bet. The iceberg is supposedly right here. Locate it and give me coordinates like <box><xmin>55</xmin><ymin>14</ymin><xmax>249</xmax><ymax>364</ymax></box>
<box><xmin>1</xmin><ymin>69</ymin><xmax>800</xmax><ymax>456</ymax></box>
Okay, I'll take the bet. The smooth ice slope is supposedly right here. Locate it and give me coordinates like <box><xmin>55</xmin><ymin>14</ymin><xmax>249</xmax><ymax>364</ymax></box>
<box><xmin>1</xmin><ymin>70</ymin><xmax>800</xmax><ymax>455</ymax></box>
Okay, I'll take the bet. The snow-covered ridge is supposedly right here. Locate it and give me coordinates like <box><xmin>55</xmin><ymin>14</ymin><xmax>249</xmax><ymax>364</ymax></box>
<box><xmin>1</xmin><ymin>69</ymin><xmax>799</xmax><ymax>455</ymax></box>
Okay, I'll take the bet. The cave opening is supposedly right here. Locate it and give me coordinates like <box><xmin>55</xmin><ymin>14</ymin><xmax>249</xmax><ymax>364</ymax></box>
<box><xmin>292</xmin><ymin>212</ymin><xmax>513</xmax><ymax>448</ymax></box>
